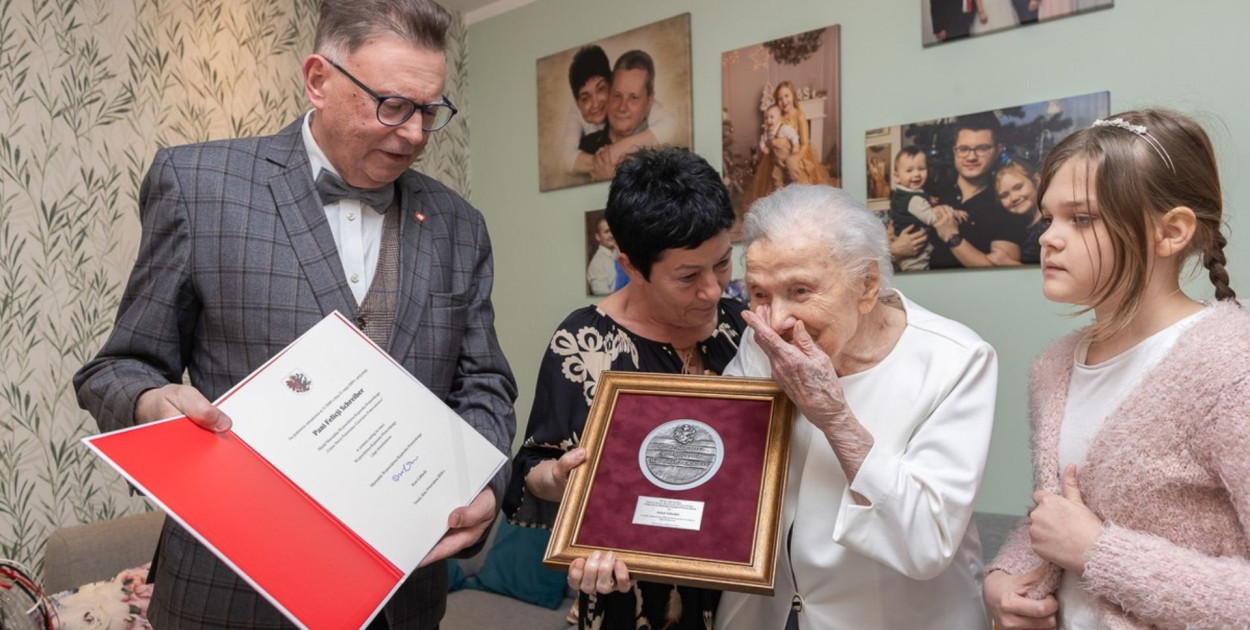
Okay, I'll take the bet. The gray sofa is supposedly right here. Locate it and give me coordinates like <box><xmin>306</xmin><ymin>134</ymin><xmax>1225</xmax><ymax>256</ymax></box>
<box><xmin>43</xmin><ymin>511</ymin><xmax>1020</xmax><ymax>629</ymax></box>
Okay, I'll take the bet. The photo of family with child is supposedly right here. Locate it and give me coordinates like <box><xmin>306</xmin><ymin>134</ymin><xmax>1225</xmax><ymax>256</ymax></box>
<box><xmin>721</xmin><ymin>26</ymin><xmax>841</xmax><ymax>240</ymax></box>
<box><xmin>866</xmin><ymin>91</ymin><xmax>1109</xmax><ymax>272</ymax></box>
<box><xmin>534</xmin><ymin>14</ymin><xmax>693</xmax><ymax>192</ymax></box>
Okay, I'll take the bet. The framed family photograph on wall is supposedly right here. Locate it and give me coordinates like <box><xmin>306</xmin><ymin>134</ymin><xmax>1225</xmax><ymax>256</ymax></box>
<box><xmin>923</xmin><ymin>0</ymin><xmax>1114</xmax><ymax>46</ymax></box>
<box><xmin>535</xmin><ymin>14</ymin><xmax>693</xmax><ymax>192</ymax></box>
<box><xmin>721</xmin><ymin>25</ymin><xmax>841</xmax><ymax>241</ymax></box>
<box><xmin>545</xmin><ymin>371</ymin><xmax>794</xmax><ymax>595</ymax></box>
<box><xmin>866</xmin><ymin>91</ymin><xmax>1109</xmax><ymax>273</ymax></box>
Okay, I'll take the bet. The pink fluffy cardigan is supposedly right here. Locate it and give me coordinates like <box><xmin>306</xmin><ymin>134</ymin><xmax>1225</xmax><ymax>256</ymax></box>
<box><xmin>988</xmin><ymin>300</ymin><xmax>1250</xmax><ymax>629</ymax></box>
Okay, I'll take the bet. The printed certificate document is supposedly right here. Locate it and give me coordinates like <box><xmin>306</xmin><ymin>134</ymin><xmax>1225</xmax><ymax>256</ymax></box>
<box><xmin>83</xmin><ymin>312</ymin><xmax>507</xmax><ymax>630</ymax></box>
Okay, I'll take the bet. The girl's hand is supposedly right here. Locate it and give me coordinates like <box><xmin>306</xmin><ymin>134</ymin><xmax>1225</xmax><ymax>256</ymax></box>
<box><xmin>1029</xmin><ymin>465</ymin><xmax>1103</xmax><ymax>574</ymax></box>
<box><xmin>984</xmin><ymin>565</ymin><xmax>1058</xmax><ymax>629</ymax></box>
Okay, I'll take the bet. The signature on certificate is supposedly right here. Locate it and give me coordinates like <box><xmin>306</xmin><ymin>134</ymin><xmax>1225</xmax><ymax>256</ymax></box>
<box><xmin>392</xmin><ymin>457</ymin><xmax>421</xmax><ymax>483</ymax></box>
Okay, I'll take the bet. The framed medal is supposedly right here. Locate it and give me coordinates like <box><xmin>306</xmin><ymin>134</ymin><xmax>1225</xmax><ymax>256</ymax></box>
<box><xmin>544</xmin><ymin>371</ymin><xmax>794</xmax><ymax>595</ymax></box>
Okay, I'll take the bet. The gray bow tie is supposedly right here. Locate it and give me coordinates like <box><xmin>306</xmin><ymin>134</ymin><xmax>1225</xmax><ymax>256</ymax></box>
<box><xmin>315</xmin><ymin>169</ymin><xmax>395</xmax><ymax>211</ymax></box>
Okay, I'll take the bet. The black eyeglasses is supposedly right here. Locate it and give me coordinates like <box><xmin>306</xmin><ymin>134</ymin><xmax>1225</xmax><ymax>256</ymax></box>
<box><xmin>325</xmin><ymin>58</ymin><xmax>458</xmax><ymax>131</ymax></box>
<box><xmin>954</xmin><ymin>144</ymin><xmax>996</xmax><ymax>157</ymax></box>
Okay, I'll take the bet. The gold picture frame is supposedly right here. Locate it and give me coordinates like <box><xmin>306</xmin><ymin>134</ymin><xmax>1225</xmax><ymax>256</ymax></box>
<box><xmin>544</xmin><ymin>371</ymin><xmax>794</xmax><ymax>595</ymax></box>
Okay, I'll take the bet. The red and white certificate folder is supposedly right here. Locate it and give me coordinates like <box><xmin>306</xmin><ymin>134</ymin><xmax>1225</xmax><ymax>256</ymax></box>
<box><xmin>84</xmin><ymin>312</ymin><xmax>507</xmax><ymax>630</ymax></box>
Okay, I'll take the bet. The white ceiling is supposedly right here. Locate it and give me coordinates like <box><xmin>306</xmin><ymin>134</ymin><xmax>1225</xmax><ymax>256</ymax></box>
<box><xmin>440</xmin><ymin>0</ymin><xmax>537</xmax><ymax>25</ymax></box>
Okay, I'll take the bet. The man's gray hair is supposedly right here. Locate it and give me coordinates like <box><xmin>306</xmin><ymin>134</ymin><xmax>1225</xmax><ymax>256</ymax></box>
<box><xmin>315</xmin><ymin>0</ymin><xmax>451</xmax><ymax>60</ymax></box>
<box><xmin>742</xmin><ymin>185</ymin><xmax>894</xmax><ymax>292</ymax></box>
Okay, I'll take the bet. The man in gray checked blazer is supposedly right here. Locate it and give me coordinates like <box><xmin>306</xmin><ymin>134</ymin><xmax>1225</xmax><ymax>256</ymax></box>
<box><xmin>73</xmin><ymin>1</ymin><xmax>516</xmax><ymax>628</ymax></box>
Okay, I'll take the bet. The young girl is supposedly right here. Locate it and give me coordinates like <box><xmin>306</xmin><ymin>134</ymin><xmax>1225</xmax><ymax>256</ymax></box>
<box><xmin>991</xmin><ymin>160</ymin><xmax>1045</xmax><ymax>265</ymax></box>
<box><xmin>984</xmin><ymin>109</ymin><xmax>1250</xmax><ymax>629</ymax></box>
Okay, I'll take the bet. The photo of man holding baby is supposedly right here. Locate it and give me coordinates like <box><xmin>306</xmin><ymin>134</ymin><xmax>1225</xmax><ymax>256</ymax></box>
<box><xmin>866</xmin><ymin>92</ymin><xmax>1108</xmax><ymax>271</ymax></box>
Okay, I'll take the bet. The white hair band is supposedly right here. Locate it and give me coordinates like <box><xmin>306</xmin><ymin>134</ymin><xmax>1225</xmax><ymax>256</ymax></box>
<box><xmin>1091</xmin><ymin>118</ymin><xmax>1176</xmax><ymax>174</ymax></box>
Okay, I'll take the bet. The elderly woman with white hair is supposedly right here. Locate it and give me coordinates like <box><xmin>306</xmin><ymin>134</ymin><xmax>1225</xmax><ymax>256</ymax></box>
<box><xmin>715</xmin><ymin>185</ymin><xmax>997</xmax><ymax>629</ymax></box>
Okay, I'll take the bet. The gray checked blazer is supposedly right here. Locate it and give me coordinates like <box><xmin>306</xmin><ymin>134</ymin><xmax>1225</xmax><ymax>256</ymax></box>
<box><xmin>74</xmin><ymin>117</ymin><xmax>518</xmax><ymax>629</ymax></box>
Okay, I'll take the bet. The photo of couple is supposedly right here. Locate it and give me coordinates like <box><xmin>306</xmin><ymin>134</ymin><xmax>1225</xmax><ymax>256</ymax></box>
<box><xmin>865</xmin><ymin>91</ymin><xmax>1109</xmax><ymax>271</ymax></box>
<box><xmin>923</xmin><ymin>0</ymin><xmax>1114</xmax><ymax>46</ymax></box>
<box><xmin>535</xmin><ymin>14</ymin><xmax>693</xmax><ymax>192</ymax></box>
<box><xmin>721</xmin><ymin>25</ymin><xmax>842</xmax><ymax>240</ymax></box>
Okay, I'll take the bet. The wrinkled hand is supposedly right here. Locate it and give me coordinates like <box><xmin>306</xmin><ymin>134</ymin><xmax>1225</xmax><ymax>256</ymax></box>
<box><xmin>568</xmin><ymin>550</ymin><xmax>633</xmax><ymax>595</ymax></box>
<box><xmin>889</xmin><ymin>224</ymin><xmax>928</xmax><ymax>260</ymax></box>
<box><xmin>984</xmin><ymin>565</ymin><xmax>1058</xmax><ymax>629</ymax></box>
<box><xmin>1029</xmin><ymin>465</ymin><xmax>1103</xmax><ymax>574</ymax></box>
<box><xmin>419</xmin><ymin>488</ymin><xmax>496</xmax><ymax>567</ymax></box>
<box><xmin>742</xmin><ymin>306</ymin><xmax>847</xmax><ymax>433</ymax></box>
<box><xmin>136</xmin><ymin>384</ymin><xmax>231</xmax><ymax>432</ymax></box>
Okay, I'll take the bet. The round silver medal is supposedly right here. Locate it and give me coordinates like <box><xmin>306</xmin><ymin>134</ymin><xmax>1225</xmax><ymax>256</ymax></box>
<box><xmin>638</xmin><ymin>419</ymin><xmax>724</xmax><ymax>491</ymax></box>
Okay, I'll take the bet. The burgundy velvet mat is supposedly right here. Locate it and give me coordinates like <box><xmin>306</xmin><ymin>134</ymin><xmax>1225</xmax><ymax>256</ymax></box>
<box><xmin>575</xmin><ymin>392</ymin><xmax>772</xmax><ymax>563</ymax></box>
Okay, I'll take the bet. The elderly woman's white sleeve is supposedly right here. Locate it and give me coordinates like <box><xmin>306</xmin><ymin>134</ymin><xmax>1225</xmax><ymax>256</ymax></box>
<box><xmin>831</xmin><ymin>340</ymin><xmax>997</xmax><ymax>580</ymax></box>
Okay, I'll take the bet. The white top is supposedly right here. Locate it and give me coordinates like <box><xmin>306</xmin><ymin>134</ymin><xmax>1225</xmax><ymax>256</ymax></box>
<box><xmin>586</xmin><ymin>245</ymin><xmax>616</xmax><ymax>295</ymax></box>
<box><xmin>302</xmin><ymin>111</ymin><xmax>385</xmax><ymax>305</ymax></box>
<box><xmin>1056</xmin><ymin>308</ymin><xmax>1208</xmax><ymax>630</ymax></box>
<box><xmin>717</xmin><ymin>293</ymin><xmax>996</xmax><ymax>630</ymax></box>
<box><xmin>760</xmin><ymin>123</ymin><xmax>800</xmax><ymax>152</ymax></box>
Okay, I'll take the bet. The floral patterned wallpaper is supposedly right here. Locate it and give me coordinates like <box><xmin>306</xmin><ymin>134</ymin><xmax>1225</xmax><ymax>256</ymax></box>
<box><xmin>0</xmin><ymin>0</ymin><xmax>472</xmax><ymax>573</ymax></box>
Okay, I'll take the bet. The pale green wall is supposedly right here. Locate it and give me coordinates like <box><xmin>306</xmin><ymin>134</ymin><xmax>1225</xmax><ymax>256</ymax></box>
<box><xmin>466</xmin><ymin>0</ymin><xmax>1250</xmax><ymax>516</ymax></box>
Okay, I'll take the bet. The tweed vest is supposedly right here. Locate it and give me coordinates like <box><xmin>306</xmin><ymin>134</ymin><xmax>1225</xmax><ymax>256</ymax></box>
<box><xmin>354</xmin><ymin>205</ymin><xmax>400</xmax><ymax>348</ymax></box>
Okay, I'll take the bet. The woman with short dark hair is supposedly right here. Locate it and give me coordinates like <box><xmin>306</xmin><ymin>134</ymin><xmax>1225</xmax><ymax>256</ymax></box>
<box><xmin>503</xmin><ymin>147</ymin><xmax>745</xmax><ymax>629</ymax></box>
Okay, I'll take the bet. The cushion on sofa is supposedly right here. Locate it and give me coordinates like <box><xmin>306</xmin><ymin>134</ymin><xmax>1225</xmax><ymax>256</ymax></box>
<box><xmin>468</xmin><ymin>520</ymin><xmax>568</xmax><ymax>610</ymax></box>
<box><xmin>43</xmin><ymin>511</ymin><xmax>165</xmax><ymax>594</ymax></box>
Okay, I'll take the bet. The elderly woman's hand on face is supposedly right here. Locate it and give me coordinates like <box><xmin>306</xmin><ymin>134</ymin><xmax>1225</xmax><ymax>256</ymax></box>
<box><xmin>742</xmin><ymin>304</ymin><xmax>876</xmax><ymax>503</ymax></box>
<box><xmin>742</xmin><ymin>305</ymin><xmax>851</xmax><ymax>434</ymax></box>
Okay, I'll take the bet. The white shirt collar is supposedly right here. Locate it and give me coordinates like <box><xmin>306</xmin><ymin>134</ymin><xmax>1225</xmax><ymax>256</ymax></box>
<box><xmin>301</xmin><ymin>110</ymin><xmax>337</xmax><ymax>182</ymax></box>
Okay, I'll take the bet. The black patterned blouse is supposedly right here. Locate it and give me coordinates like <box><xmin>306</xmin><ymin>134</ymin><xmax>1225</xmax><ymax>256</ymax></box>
<box><xmin>503</xmin><ymin>297</ymin><xmax>746</xmax><ymax>630</ymax></box>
